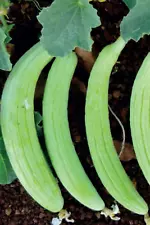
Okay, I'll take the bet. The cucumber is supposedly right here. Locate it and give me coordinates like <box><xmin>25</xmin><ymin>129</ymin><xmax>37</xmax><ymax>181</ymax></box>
<box><xmin>43</xmin><ymin>52</ymin><xmax>105</xmax><ymax>211</ymax></box>
<box><xmin>85</xmin><ymin>37</ymin><xmax>148</xmax><ymax>215</ymax></box>
<box><xmin>130</xmin><ymin>53</ymin><xmax>150</xmax><ymax>184</ymax></box>
<box><xmin>1</xmin><ymin>43</ymin><xmax>64</xmax><ymax>212</ymax></box>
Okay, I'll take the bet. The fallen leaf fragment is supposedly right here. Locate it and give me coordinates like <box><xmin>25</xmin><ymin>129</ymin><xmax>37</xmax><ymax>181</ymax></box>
<box><xmin>75</xmin><ymin>47</ymin><xmax>95</xmax><ymax>73</ymax></box>
<box><xmin>72</xmin><ymin>77</ymin><xmax>87</xmax><ymax>95</ymax></box>
<box><xmin>114</xmin><ymin>140</ymin><xmax>136</xmax><ymax>161</ymax></box>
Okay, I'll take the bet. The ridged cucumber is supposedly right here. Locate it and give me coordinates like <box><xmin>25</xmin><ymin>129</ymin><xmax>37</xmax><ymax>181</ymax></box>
<box><xmin>130</xmin><ymin>53</ymin><xmax>150</xmax><ymax>184</ymax></box>
<box><xmin>1</xmin><ymin>43</ymin><xmax>64</xmax><ymax>212</ymax></box>
<box><xmin>85</xmin><ymin>37</ymin><xmax>148</xmax><ymax>215</ymax></box>
<box><xmin>43</xmin><ymin>53</ymin><xmax>105</xmax><ymax>211</ymax></box>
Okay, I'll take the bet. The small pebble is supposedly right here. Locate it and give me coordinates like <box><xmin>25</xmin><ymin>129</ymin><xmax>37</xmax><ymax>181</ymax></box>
<box><xmin>5</xmin><ymin>208</ymin><xmax>12</xmax><ymax>216</ymax></box>
<box><xmin>15</xmin><ymin>209</ymin><xmax>20</xmax><ymax>215</ymax></box>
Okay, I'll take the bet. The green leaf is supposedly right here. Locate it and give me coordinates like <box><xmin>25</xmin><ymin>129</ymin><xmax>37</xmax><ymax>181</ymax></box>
<box><xmin>123</xmin><ymin>0</ymin><xmax>136</xmax><ymax>9</ymax></box>
<box><xmin>121</xmin><ymin>0</ymin><xmax>150</xmax><ymax>42</ymax></box>
<box><xmin>0</xmin><ymin>153</ymin><xmax>7</xmax><ymax>184</ymax></box>
<box><xmin>0</xmin><ymin>28</ymin><xmax>12</xmax><ymax>71</ymax></box>
<box><xmin>0</xmin><ymin>137</ymin><xmax>16</xmax><ymax>184</ymax></box>
<box><xmin>0</xmin><ymin>0</ymin><xmax>10</xmax><ymax>8</ymax></box>
<box><xmin>34</xmin><ymin>111</ymin><xmax>43</xmax><ymax>137</ymax></box>
<box><xmin>0</xmin><ymin>111</ymin><xmax>16</xmax><ymax>184</ymax></box>
<box><xmin>4</xmin><ymin>24</ymin><xmax>14</xmax><ymax>44</ymax></box>
<box><xmin>38</xmin><ymin>0</ymin><xmax>100</xmax><ymax>56</ymax></box>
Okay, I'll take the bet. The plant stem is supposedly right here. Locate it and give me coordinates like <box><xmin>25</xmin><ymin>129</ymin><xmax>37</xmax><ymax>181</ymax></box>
<box><xmin>145</xmin><ymin>214</ymin><xmax>150</xmax><ymax>225</ymax></box>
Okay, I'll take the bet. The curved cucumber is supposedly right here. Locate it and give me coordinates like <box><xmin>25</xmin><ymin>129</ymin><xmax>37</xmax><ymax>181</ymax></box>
<box><xmin>1</xmin><ymin>43</ymin><xmax>64</xmax><ymax>212</ymax></box>
<box><xmin>85</xmin><ymin>37</ymin><xmax>148</xmax><ymax>215</ymax></box>
<box><xmin>43</xmin><ymin>53</ymin><xmax>105</xmax><ymax>211</ymax></box>
<box><xmin>130</xmin><ymin>53</ymin><xmax>150</xmax><ymax>184</ymax></box>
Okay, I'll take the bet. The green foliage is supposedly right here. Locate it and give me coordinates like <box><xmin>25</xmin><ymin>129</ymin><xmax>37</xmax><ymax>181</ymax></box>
<box><xmin>0</xmin><ymin>0</ymin><xmax>13</xmax><ymax>71</ymax></box>
<box><xmin>1</xmin><ymin>0</ymin><xmax>150</xmax><ymax>70</ymax></box>
<box><xmin>0</xmin><ymin>28</ymin><xmax>12</xmax><ymax>71</ymax></box>
<box><xmin>34</xmin><ymin>111</ymin><xmax>43</xmax><ymax>137</ymax></box>
<box><xmin>121</xmin><ymin>0</ymin><xmax>150</xmax><ymax>42</ymax></box>
<box><xmin>123</xmin><ymin>0</ymin><xmax>136</xmax><ymax>9</ymax></box>
<box><xmin>38</xmin><ymin>0</ymin><xmax>100</xmax><ymax>57</ymax></box>
<box><xmin>0</xmin><ymin>128</ymin><xmax>16</xmax><ymax>184</ymax></box>
<box><xmin>4</xmin><ymin>24</ymin><xmax>14</xmax><ymax>44</ymax></box>
<box><xmin>0</xmin><ymin>0</ymin><xmax>10</xmax><ymax>8</ymax></box>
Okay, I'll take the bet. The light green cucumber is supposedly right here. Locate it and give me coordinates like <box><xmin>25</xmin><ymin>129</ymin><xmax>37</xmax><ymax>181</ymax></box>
<box><xmin>43</xmin><ymin>53</ymin><xmax>105</xmax><ymax>211</ymax></box>
<box><xmin>1</xmin><ymin>43</ymin><xmax>64</xmax><ymax>212</ymax></box>
<box><xmin>85</xmin><ymin>37</ymin><xmax>148</xmax><ymax>215</ymax></box>
<box><xmin>130</xmin><ymin>53</ymin><xmax>150</xmax><ymax>184</ymax></box>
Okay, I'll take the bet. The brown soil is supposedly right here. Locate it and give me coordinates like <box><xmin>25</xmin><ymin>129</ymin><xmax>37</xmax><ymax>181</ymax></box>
<box><xmin>0</xmin><ymin>0</ymin><xmax>150</xmax><ymax>224</ymax></box>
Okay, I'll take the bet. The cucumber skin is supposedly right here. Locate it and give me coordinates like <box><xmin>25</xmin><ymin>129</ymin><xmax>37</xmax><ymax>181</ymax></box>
<box><xmin>85</xmin><ymin>37</ymin><xmax>148</xmax><ymax>215</ymax></box>
<box><xmin>130</xmin><ymin>53</ymin><xmax>150</xmax><ymax>184</ymax></box>
<box><xmin>1</xmin><ymin>43</ymin><xmax>64</xmax><ymax>212</ymax></box>
<box><xmin>43</xmin><ymin>53</ymin><xmax>105</xmax><ymax>211</ymax></box>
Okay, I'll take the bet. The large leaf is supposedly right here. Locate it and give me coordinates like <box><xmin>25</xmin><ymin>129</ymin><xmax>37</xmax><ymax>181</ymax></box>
<box><xmin>38</xmin><ymin>0</ymin><xmax>100</xmax><ymax>57</ymax></box>
<box><xmin>0</xmin><ymin>137</ymin><xmax>16</xmax><ymax>184</ymax></box>
<box><xmin>121</xmin><ymin>0</ymin><xmax>150</xmax><ymax>42</ymax></box>
<box><xmin>0</xmin><ymin>28</ymin><xmax>12</xmax><ymax>71</ymax></box>
<box><xmin>123</xmin><ymin>0</ymin><xmax>136</xmax><ymax>9</ymax></box>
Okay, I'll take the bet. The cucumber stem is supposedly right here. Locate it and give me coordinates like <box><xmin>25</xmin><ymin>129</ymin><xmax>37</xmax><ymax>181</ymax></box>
<box><xmin>144</xmin><ymin>213</ymin><xmax>150</xmax><ymax>225</ymax></box>
<box><xmin>101</xmin><ymin>206</ymin><xmax>120</xmax><ymax>221</ymax></box>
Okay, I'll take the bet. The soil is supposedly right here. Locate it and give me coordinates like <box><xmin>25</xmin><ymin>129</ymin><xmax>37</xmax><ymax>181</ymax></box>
<box><xmin>0</xmin><ymin>0</ymin><xmax>150</xmax><ymax>224</ymax></box>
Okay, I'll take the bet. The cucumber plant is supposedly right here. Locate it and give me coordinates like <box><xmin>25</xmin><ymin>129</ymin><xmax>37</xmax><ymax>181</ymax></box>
<box><xmin>2</xmin><ymin>0</ymin><xmax>150</xmax><ymax>70</ymax></box>
<box><xmin>0</xmin><ymin>0</ymin><xmax>150</xmax><ymax>220</ymax></box>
